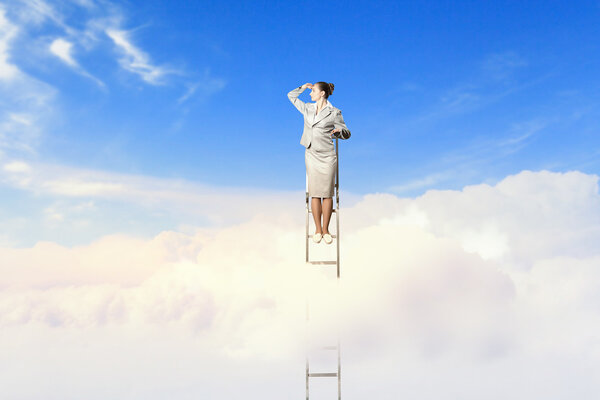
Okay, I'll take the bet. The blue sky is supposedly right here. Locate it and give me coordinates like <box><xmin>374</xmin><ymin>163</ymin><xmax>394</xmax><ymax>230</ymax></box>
<box><xmin>1</xmin><ymin>0</ymin><xmax>599</xmax><ymax>245</ymax></box>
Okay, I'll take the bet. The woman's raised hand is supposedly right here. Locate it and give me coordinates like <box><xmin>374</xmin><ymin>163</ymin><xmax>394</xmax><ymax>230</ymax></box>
<box><xmin>301</xmin><ymin>83</ymin><xmax>313</xmax><ymax>90</ymax></box>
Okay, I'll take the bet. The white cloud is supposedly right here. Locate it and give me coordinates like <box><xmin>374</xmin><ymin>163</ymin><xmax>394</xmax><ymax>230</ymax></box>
<box><xmin>106</xmin><ymin>28</ymin><xmax>176</xmax><ymax>85</ymax></box>
<box><xmin>3</xmin><ymin>159</ymin><xmax>31</xmax><ymax>172</ymax></box>
<box><xmin>0</xmin><ymin>170</ymin><xmax>599</xmax><ymax>398</ymax></box>
<box><xmin>49</xmin><ymin>37</ymin><xmax>76</xmax><ymax>66</ymax></box>
<box><xmin>0</xmin><ymin>159</ymin><xmax>302</xmax><ymax>228</ymax></box>
<box><xmin>70</xmin><ymin>0</ymin><xmax>96</xmax><ymax>8</ymax></box>
<box><xmin>9</xmin><ymin>0</ymin><xmax>210</xmax><ymax>91</ymax></box>
<box><xmin>10</xmin><ymin>0</ymin><xmax>62</xmax><ymax>26</ymax></box>
<box><xmin>0</xmin><ymin>7</ymin><xmax>20</xmax><ymax>80</ymax></box>
<box><xmin>0</xmin><ymin>7</ymin><xmax>56</xmax><ymax>157</ymax></box>
<box><xmin>1</xmin><ymin>0</ymin><xmax>224</xmax><ymax>161</ymax></box>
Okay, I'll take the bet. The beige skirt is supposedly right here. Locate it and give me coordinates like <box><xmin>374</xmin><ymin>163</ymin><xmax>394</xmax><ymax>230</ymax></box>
<box><xmin>305</xmin><ymin>146</ymin><xmax>337</xmax><ymax>198</ymax></box>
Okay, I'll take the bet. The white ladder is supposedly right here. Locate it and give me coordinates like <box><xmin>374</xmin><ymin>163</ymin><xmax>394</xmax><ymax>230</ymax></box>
<box><xmin>305</xmin><ymin>138</ymin><xmax>341</xmax><ymax>400</ymax></box>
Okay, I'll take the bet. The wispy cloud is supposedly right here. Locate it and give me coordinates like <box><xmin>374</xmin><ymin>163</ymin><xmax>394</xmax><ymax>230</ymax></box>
<box><xmin>388</xmin><ymin>172</ymin><xmax>449</xmax><ymax>194</ymax></box>
<box><xmin>494</xmin><ymin>119</ymin><xmax>545</xmax><ymax>154</ymax></box>
<box><xmin>10</xmin><ymin>0</ymin><xmax>221</xmax><ymax>93</ymax></box>
<box><xmin>177</xmin><ymin>68</ymin><xmax>227</xmax><ymax>104</ymax></box>
<box><xmin>1</xmin><ymin>0</ymin><xmax>225</xmax><ymax>161</ymax></box>
<box><xmin>0</xmin><ymin>7</ymin><xmax>20</xmax><ymax>80</ymax></box>
<box><xmin>481</xmin><ymin>51</ymin><xmax>528</xmax><ymax>82</ymax></box>
<box><xmin>70</xmin><ymin>0</ymin><xmax>96</xmax><ymax>9</ymax></box>
<box><xmin>0</xmin><ymin>158</ymin><xmax>300</xmax><ymax>227</ymax></box>
<box><xmin>49</xmin><ymin>37</ymin><xmax>105</xmax><ymax>87</ymax></box>
<box><xmin>382</xmin><ymin>51</ymin><xmax>556</xmax><ymax>194</ymax></box>
<box><xmin>12</xmin><ymin>0</ymin><xmax>62</xmax><ymax>25</ymax></box>
<box><xmin>415</xmin><ymin>51</ymin><xmax>533</xmax><ymax>120</ymax></box>
<box><xmin>177</xmin><ymin>82</ymin><xmax>201</xmax><ymax>104</ymax></box>
<box><xmin>106</xmin><ymin>28</ymin><xmax>177</xmax><ymax>85</ymax></box>
<box><xmin>387</xmin><ymin>117</ymin><xmax>548</xmax><ymax>195</ymax></box>
<box><xmin>443</xmin><ymin>118</ymin><xmax>547</xmax><ymax>164</ymax></box>
<box><xmin>0</xmin><ymin>6</ymin><xmax>56</xmax><ymax>157</ymax></box>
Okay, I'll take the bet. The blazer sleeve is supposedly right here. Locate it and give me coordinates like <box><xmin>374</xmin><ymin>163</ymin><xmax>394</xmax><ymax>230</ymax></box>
<box><xmin>332</xmin><ymin>109</ymin><xmax>351</xmax><ymax>139</ymax></box>
<box><xmin>287</xmin><ymin>86</ymin><xmax>307</xmax><ymax>115</ymax></box>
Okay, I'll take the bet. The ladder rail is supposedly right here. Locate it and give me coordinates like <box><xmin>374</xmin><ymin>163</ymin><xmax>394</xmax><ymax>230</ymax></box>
<box><xmin>335</xmin><ymin>136</ymin><xmax>340</xmax><ymax>279</ymax></box>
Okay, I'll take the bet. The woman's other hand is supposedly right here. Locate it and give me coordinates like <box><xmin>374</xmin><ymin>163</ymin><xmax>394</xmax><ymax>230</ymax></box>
<box><xmin>330</xmin><ymin>128</ymin><xmax>341</xmax><ymax>138</ymax></box>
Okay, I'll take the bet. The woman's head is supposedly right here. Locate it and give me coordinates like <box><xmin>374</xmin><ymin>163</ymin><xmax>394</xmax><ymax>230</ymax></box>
<box><xmin>310</xmin><ymin>81</ymin><xmax>335</xmax><ymax>101</ymax></box>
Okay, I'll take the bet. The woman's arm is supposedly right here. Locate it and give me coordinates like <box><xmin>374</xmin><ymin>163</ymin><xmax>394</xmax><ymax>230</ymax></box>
<box><xmin>287</xmin><ymin>85</ymin><xmax>308</xmax><ymax>115</ymax></box>
<box><xmin>331</xmin><ymin>109</ymin><xmax>351</xmax><ymax>139</ymax></box>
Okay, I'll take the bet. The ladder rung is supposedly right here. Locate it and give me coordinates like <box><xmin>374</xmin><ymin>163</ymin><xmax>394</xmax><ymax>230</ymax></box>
<box><xmin>308</xmin><ymin>372</ymin><xmax>338</xmax><ymax>378</ymax></box>
<box><xmin>322</xmin><ymin>346</ymin><xmax>337</xmax><ymax>350</ymax></box>
<box><xmin>307</xmin><ymin>261</ymin><xmax>337</xmax><ymax>265</ymax></box>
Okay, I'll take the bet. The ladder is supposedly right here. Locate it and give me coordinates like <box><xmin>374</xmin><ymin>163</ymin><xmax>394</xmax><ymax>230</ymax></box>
<box><xmin>305</xmin><ymin>138</ymin><xmax>341</xmax><ymax>400</ymax></box>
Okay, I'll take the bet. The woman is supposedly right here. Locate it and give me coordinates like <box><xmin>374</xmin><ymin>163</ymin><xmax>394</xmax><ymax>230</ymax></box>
<box><xmin>287</xmin><ymin>82</ymin><xmax>351</xmax><ymax>244</ymax></box>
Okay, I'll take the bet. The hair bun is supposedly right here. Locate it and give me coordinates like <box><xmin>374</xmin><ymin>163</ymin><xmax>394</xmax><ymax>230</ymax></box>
<box><xmin>328</xmin><ymin>82</ymin><xmax>335</xmax><ymax>94</ymax></box>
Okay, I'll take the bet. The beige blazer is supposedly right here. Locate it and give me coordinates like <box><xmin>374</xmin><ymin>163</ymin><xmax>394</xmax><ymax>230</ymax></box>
<box><xmin>287</xmin><ymin>86</ymin><xmax>351</xmax><ymax>153</ymax></box>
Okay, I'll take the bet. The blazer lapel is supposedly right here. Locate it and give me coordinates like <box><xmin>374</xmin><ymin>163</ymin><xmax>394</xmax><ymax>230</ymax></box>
<box><xmin>311</xmin><ymin>104</ymin><xmax>333</xmax><ymax>127</ymax></box>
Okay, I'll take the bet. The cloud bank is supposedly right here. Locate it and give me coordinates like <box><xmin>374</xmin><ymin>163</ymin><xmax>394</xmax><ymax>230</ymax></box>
<box><xmin>1</xmin><ymin>169</ymin><xmax>599</xmax><ymax>399</ymax></box>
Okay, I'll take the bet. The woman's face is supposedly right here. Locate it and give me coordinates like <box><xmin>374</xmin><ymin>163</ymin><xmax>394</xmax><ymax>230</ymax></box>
<box><xmin>309</xmin><ymin>84</ymin><xmax>325</xmax><ymax>102</ymax></box>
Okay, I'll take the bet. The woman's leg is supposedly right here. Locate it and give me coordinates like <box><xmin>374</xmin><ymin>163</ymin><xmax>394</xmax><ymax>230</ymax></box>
<box><xmin>322</xmin><ymin>197</ymin><xmax>333</xmax><ymax>234</ymax></box>
<box><xmin>311</xmin><ymin>197</ymin><xmax>323</xmax><ymax>234</ymax></box>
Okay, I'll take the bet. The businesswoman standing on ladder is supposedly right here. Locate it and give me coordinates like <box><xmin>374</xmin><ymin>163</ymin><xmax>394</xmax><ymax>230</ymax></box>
<box><xmin>287</xmin><ymin>82</ymin><xmax>351</xmax><ymax>245</ymax></box>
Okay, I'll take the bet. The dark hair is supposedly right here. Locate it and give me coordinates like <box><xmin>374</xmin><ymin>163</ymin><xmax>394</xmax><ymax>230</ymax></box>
<box><xmin>315</xmin><ymin>81</ymin><xmax>335</xmax><ymax>99</ymax></box>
